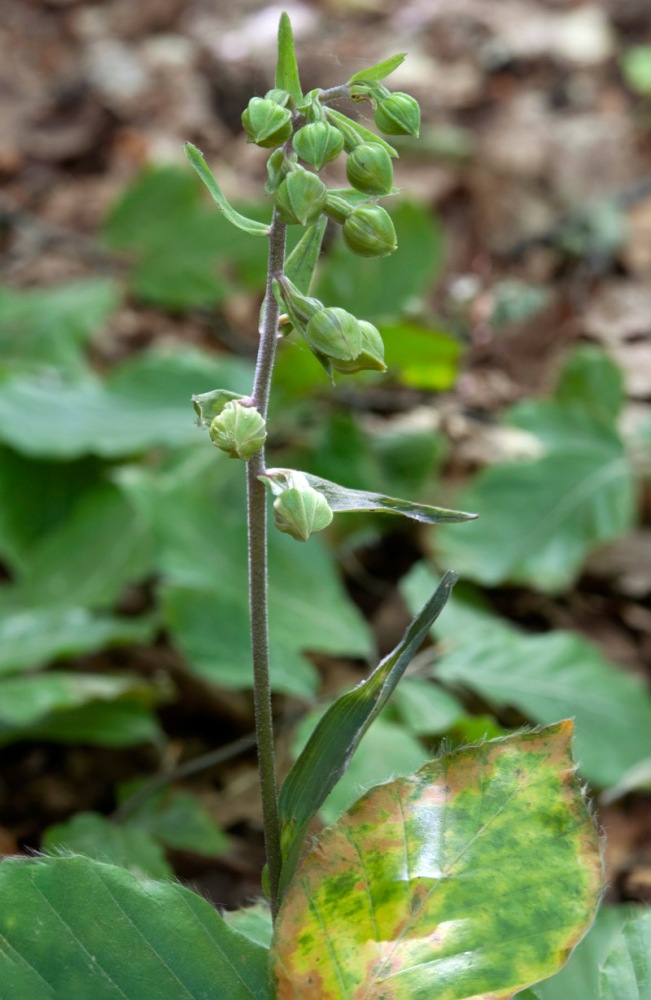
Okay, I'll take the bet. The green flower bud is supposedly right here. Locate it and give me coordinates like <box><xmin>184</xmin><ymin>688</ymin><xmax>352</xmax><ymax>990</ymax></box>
<box><xmin>346</xmin><ymin>143</ymin><xmax>394</xmax><ymax>195</ymax></box>
<box><xmin>274</xmin><ymin>169</ymin><xmax>328</xmax><ymax>225</ymax></box>
<box><xmin>209</xmin><ymin>401</ymin><xmax>266</xmax><ymax>460</ymax></box>
<box><xmin>342</xmin><ymin>204</ymin><xmax>397</xmax><ymax>258</ymax></box>
<box><xmin>293</xmin><ymin>122</ymin><xmax>345</xmax><ymax>170</ymax></box>
<box><xmin>275</xmin><ymin>275</ymin><xmax>322</xmax><ymax>330</ymax></box>
<box><xmin>374</xmin><ymin>92</ymin><xmax>421</xmax><ymax>137</ymax></box>
<box><xmin>242</xmin><ymin>97</ymin><xmax>293</xmax><ymax>148</ymax></box>
<box><xmin>264</xmin><ymin>88</ymin><xmax>291</xmax><ymax>107</ymax></box>
<box><xmin>304</xmin><ymin>307</ymin><xmax>362</xmax><ymax>361</ymax></box>
<box><xmin>273</xmin><ymin>485</ymin><xmax>333</xmax><ymax>541</ymax></box>
<box><xmin>324</xmin><ymin>193</ymin><xmax>353</xmax><ymax>224</ymax></box>
<box><xmin>265</xmin><ymin>148</ymin><xmax>297</xmax><ymax>194</ymax></box>
<box><xmin>331</xmin><ymin>320</ymin><xmax>387</xmax><ymax>374</ymax></box>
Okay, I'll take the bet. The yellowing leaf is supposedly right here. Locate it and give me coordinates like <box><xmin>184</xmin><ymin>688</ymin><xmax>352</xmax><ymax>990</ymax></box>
<box><xmin>271</xmin><ymin>723</ymin><xmax>602</xmax><ymax>999</ymax></box>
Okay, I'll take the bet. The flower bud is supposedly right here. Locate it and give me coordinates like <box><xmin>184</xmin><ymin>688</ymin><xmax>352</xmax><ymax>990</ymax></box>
<box><xmin>265</xmin><ymin>148</ymin><xmax>297</xmax><ymax>194</ymax></box>
<box><xmin>374</xmin><ymin>92</ymin><xmax>421</xmax><ymax>138</ymax></box>
<box><xmin>342</xmin><ymin>205</ymin><xmax>397</xmax><ymax>258</ymax></box>
<box><xmin>193</xmin><ymin>389</ymin><xmax>246</xmax><ymax>425</ymax></box>
<box><xmin>273</xmin><ymin>485</ymin><xmax>333</xmax><ymax>541</ymax></box>
<box><xmin>304</xmin><ymin>307</ymin><xmax>362</xmax><ymax>361</ymax></box>
<box><xmin>242</xmin><ymin>97</ymin><xmax>293</xmax><ymax>148</ymax></box>
<box><xmin>274</xmin><ymin>169</ymin><xmax>328</xmax><ymax>226</ymax></box>
<box><xmin>209</xmin><ymin>401</ymin><xmax>266</xmax><ymax>460</ymax></box>
<box><xmin>324</xmin><ymin>193</ymin><xmax>353</xmax><ymax>225</ymax></box>
<box><xmin>346</xmin><ymin>143</ymin><xmax>394</xmax><ymax>195</ymax></box>
<box><xmin>293</xmin><ymin>122</ymin><xmax>345</xmax><ymax>170</ymax></box>
<box><xmin>331</xmin><ymin>320</ymin><xmax>387</xmax><ymax>374</ymax></box>
<box><xmin>276</xmin><ymin>275</ymin><xmax>323</xmax><ymax>331</ymax></box>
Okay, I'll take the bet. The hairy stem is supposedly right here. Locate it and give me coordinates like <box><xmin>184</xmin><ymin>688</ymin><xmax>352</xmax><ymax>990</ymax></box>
<box><xmin>246</xmin><ymin>208</ymin><xmax>287</xmax><ymax>918</ymax></box>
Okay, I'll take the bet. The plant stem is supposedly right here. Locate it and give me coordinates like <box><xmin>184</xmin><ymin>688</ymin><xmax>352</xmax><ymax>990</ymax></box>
<box><xmin>246</xmin><ymin>207</ymin><xmax>287</xmax><ymax>918</ymax></box>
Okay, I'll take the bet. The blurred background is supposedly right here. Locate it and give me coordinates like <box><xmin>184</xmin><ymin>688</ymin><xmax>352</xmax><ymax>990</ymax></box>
<box><xmin>1</xmin><ymin>0</ymin><xmax>651</xmax><ymax>958</ymax></box>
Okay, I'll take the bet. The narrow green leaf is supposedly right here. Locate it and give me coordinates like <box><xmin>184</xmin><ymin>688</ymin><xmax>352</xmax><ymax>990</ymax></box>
<box><xmin>325</xmin><ymin>107</ymin><xmax>398</xmax><ymax>157</ymax></box>
<box><xmin>283</xmin><ymin>216</ymin><xmax>327</xmax><ymax>294</ymax></box>
<box><xmin>43</xmin><ymin>813</ymin><xmax>173</xmax><ymax>880</ymax></box>
<box><xmin>184</xmin><ymin>144</ymin><xmax>271</xmax><ymax>237</ymax></box>
<box><xmin>275</xmin><ymin>12</ymin><xmax>303</xmax><ymax>104</ymax></box>
<box><xmin>263</xmin><ymin>467</ymin><xmax>476</xmax><ymax>524</ymax></box>
<box><xmin>0</xmin><ymin>855</ymin><xmax>272</xmax><ymax>999</ymax></box>
<box><xmin>348</xmin><ymin>52</ymin><xmax>407</xmax><ymax>85</ymax></box>
<box><xmin>271</xmin><ymin>723</ymin><xmax>603</xmax><ymax>999</ymax></box>
<box><xmin>278</xmin><ymin>572</ymin><xmax>456</xmax><ymax>895</ymax></box>
<box><xmin>600</xmin><ymin>910</ymin><xmax>651</xmax><ymax>999</ymax></box>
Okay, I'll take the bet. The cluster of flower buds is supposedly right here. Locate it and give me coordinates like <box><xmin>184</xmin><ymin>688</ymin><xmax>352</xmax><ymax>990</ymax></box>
<box><xmin>277</xmin><ymin>275</ymin><xmax>386</xmax><ymax>378</ymax></box>
<box><xmin>240</xmin><ymin>79</ymin><xmax>421</xmax><ymax>260</ymax></box>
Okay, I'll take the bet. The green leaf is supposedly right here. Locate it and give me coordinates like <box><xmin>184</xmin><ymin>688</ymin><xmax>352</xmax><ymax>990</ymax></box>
<box><xmin>0</xmin><ymin>279</ymin><xmax>119</xmax><ymax>375</ymax></box>
<box><xmin>380</xmin><ymin>320</ymin><xmax>461</xmax><ymax>389</ymax></box>
<box><xmin>122</xmin><ymin>786</ymin><xmax>229</xmax><ymax>858</ymax></box>
<box><xmin>316</xmin><ymin>200</ymin><xmax>444</xmax><ymax>320</ymax></box>
<box><xmin>436</xmin><ymin>350</ymin><xmax>635</xmax><ymax>592</ymax></box>
<box><xmin>325</xmin><ymin>107</ymin><xmax>398</xmax><ymax>157</ymax></box>
<box><xmin>0</xmin><ymin>671</ymin><xmax>164</xmax><ymax>747</ymax></box>
<box><xmin>278</xmin><ymin>573</ymin><xmax>456</xmax><ymax>894</ymax></box>
<box><xmin>271</xmin><ymin>723</ymin><xmax>602</xmax><ymax>998</ymax></box>
<box><xmin>0</xmin><ymin>855</ymin><xmax>272</xmax><ymax>999</ymax></box>
<box><xmin>120</xmin><ymin>448</ymin><xmax>371</xmax><ymax>695</ymax></box>
<box><xmin>282</xmin><ymin>216</ymin><xmax>327</xmax><ymax>294</ymax></box>
<box><xmin>0</xmin><ymin>347</ymin><xmax>252</xmax><ymax>458</ymax></box>
<box><xmin>275</xmin><ymin>12</ymin><xmax>302</xmax><ymax>104</ymax></box>
<box><xmin>0</xmin><ymin>608</ymin><xmax>154</xmax><ymax>676</ymax></box>
<box><xmin>601</xmin><ymin>758</ymin><xmax>651</xmax><ymax>803</ymax></box>
<box><xmin>223</xmin><ymin>904</ymin><xmax>274</xmax><ymax>950</ymax></box>
<box><xmin>403</xmin><ymin>563</ymin><xmax>651</xmax><ymax>788</ymax></box>
<box><xmin>185</xmin><ymin>144</ymin><xmax>271</xmax><ymax>236</ymax></box>
<box><xmin>42</xmin><ymin>813</ymin><xmax>173</xmax><ymax>880</ymax></box>
<box><xmin>599</xmin><ymin>910</ymin><xmax>651</xmax><ymax>999</ymax></box>
<box><xmin>392</xmin><ymin>677</ymin><xmax>465</xmax><ymax>735</ymax></box>
<box><xmin>348</xmin><ymin>52</ymin><xmax>407</xmax><ymax>85</ymax></box>
<box><xmin>622</xmin><ymin>45</ymin><xmax>651</xmax><ymax>95</ymax></box>
<box><xmin>555</xmin><ymin>345</ymin><xmax>624</xmax><ymax>424</ymax></box>
<box><xmin>263</xmin><ymin>467</ymin><xmax>476</xmax><ymax>523</ymax></box>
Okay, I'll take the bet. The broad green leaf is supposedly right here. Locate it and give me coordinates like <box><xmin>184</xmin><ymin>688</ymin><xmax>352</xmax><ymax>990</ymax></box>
<box><xmin>380</xmin><ymin>321</ymin><xmax>461</xmax><ymax>389</ymax></box>
<box><xmin>275</xmin><ymin>12</ymin><xmax>302</xmax><ymax>104</ymax></box>
<box><xmin>599</xmin><ymin>910</ymin><xmax>651</xmax><ymax>999</ymax></box>
<box><xmin>121</xmin><ymin>448</ymin><xmax>371</xmax><ymax>694</ymax></box>
<box><xmin>0</xmin><ymin>347</ymin><xmax>251</xmax><ymax>458</ymax></box>
<box><xmin>403</xmin><ymin>563</ymin><xmax>651</xmax><ymax>788</ymax></box>
<box><xmin>316</xmin><ymin>200</ymin><xmax>444</xmax><ymax>320</ymax></box>
<box><xmin>0</xmin><ymin>608</ymin><xmax>154</xmax><ymax>676</ymax></box>
<box><xmin>43</xmin><ymin>812</ymin><xmax>173</xmax><ymax>880</ymax></box>
<box><xmin>436</xmin><ymin>350</ymin><xmax>635</xmax><ymax>592</ymax></box>
<box><xmin>223</xmin><ymin>904</ymin><xmax>274</xmax><ymax>949</ymax></box>
<box><xmin>554</xmin><ymin>345</ymin><xmax>624</xmax><ymax>425</ymax></box>
<box><xmin>13</xmin><ymin>483</ymin><xmax>152</xmax><ymax>610</ymax></box>
<box><xmin>392</xmin><ymin>677</ymin><xmax>465</xmax><ymax>736</ymax></box>
<box><xmin>0</xmin><ymin>279</ymin><xmax>118</xmax><ymax>375</ymax></box>
<box><xmin>325</xmin><ymin>107</ymin><xmax>398</xmax><ymax>157</ymax></box>
<box><xmin>184</xmin><ymin>144</ymin><xmax>271</xmax><ymax>237</ymax></box>
<box><xmin>283</xmin><ymin>216</ymin><xmax>327</xmax><ymax>294</ymax></box>
<box><xmin>348</xmin><ymin>52</ymin><xmax>407</xmax><ymax>85</ymax></box>
<box><xmin>121</xmin><ymin>785</ymin><xmax>229</xmax><ymax>857</ymax></box>
<box><xmin>278</xmin><ymin>573</ymin><xmax>456</xmax><ymax>894</ymax></box>
<box><xmin>0</xmin><ymin>855</ymin><xmax>272</xmax><ymax>999</ymax></box>
<box><xmin>263</xmin><ymin>467</ymin><xmax>476</xmax><ymax>523</ymax></box>
<box><xmin>271</xmin><ymin>723</ymin><xmax>602</xmax><ymax>999</ymax></box>
<box><xmin>0</xmin><ymin>672</ymin><xmax>165</xmax><ymax>747</ymax></box>
<box><xmin>601</xmin><ymin>758</ymin><xmax>651</xmax><ymax>803</ymax></box>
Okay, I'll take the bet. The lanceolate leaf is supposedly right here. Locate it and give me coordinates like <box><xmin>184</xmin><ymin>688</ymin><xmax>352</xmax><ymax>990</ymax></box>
<box><xmin>277</xmin><ymin>572</ymin><xmax>456</xmax><ymax>895</ymax></box>
<box><xmin>0</xmin><ymin>855</ymin><xmax>272</xmax><ymax>999</ymax></box>
<box><xmin>184</xmin><ymin>144</ymin><xmax>271</xmax><ymax>237</ymax></box>
<box><xmin>283</xmin><ymin>217</ymin><xmax>328</xmax><ymax>294</ymax></box>
<box><xmin>271</xmin><ymin>723</ymin><xmax>603</xmax><ymax>999</ymax></box>
<box><xmin>599</xmin><ymin>910</ymin><xmax>651</xmax><ymax>999</ymax></box>
<box><xmin>348</xmin><ymin>53</ymin><xmax>407</xmax><ymax>85</ymax></box>
<box><xmin>263</xmin><ymin>468</ymin><xmax>476</xmax><ymax>524</ymax></box>
<box><xmin>275</xmin><ymin>11</ymin><xmax>303</xmax><ymax>104</ymax></box>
